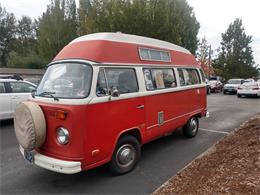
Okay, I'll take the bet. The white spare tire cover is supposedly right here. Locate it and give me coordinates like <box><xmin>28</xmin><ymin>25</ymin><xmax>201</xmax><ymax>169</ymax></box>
<box><xmin>14</xmin><ymin>101</ymin><xmax>46</xmax><ymax>151</ymax></box>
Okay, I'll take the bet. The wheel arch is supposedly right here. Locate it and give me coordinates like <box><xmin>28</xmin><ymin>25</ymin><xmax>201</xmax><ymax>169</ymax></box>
<box><xmin>109</xmin><ymin>127</ymin><xmax>143</xmax><ymax>161</ymax></box>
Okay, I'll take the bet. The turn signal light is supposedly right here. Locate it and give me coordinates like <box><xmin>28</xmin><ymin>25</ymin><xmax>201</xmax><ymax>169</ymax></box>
<box><xmin>55</xmin><ymin>110</ymin><xmax>67</xmax><ymax>120</ymax></box>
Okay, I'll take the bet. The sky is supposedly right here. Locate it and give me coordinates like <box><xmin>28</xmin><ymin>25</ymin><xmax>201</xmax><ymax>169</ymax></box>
<box><xmin>1</xmin><ymin>0</ymin><xmax>259</xmax><ymax>65</ymax></box>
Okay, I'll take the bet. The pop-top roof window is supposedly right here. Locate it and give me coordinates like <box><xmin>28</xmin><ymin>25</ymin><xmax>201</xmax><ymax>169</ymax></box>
<box><xmin>139</xmin><ymin>47</ymin><xmax>171</xmax><ymax>62</ymax></box>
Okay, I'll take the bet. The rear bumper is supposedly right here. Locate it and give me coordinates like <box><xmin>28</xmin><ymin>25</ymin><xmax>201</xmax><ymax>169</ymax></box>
<box><xmin>224</xmin><ymin>88</ymin><xmax>237</xmax><ymax>93</ymax></box>
<box><xmin>237</xmin><ymin>90</ymin><xmax>260</xmax><ymax>96</ymax></box>
<box><xmin>19</xmin><ymin>146</ymin><xmax>82</xmax><ymax>174</ymax></box>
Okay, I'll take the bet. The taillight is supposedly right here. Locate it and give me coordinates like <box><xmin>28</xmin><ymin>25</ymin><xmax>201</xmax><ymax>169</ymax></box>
<box><xmin>238</xmin><ymin>87</ymin><xmax>242</xmax><ymax>90</ymax></box>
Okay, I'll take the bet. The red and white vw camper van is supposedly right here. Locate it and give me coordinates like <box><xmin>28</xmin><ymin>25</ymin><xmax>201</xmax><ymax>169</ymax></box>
<box><xmin>14</xmin><ymin>33</ymin><xmax>207</xmax><ymax>175</ymax></box>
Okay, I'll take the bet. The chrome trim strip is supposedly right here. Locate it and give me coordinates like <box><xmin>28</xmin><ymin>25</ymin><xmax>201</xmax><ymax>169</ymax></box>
<box><xmin>146</xmin><ymin>109</ymin><xmax>203</xmax><ymax>130</ymax></box>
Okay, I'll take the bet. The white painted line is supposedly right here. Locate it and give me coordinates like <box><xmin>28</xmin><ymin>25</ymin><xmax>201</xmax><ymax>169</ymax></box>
<box><xmin>199</xmin><ymin>128</ymin><xmax>229</xmax><ymax>135</ymax></box>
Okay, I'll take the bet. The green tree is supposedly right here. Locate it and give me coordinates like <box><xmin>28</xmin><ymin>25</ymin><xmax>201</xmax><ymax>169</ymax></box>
<box><xmin>37</xmin><ymin>0</ymin><xmax>77</xmax><ymax>62</ymax></box>
<box><xmin>16</xmin><ymin>16</ymin><xmax>37</xmax><ymax>55</ymax></box>
<box><xmin>78</xmin><ymin>0</ymin><xmax>200</xmax><ymax>54</ymax></box>
<box><xmin>213</xmin><ymin>18</ymin><xmax>259</xmax><ymax>79</ymax></box>
<box><xmin>0</xmin><ymin>4</ymin><xmax>16</xmax><ymax>67</ymax></box>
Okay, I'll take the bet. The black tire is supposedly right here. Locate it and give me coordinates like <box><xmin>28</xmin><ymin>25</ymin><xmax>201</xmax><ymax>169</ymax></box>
<box><xmin>108</xmin><ymin>135</ymin><xmax>141</xmax><ymax>175</ymax></box>
<box><xmin>183</xmin><ymin>116</ymin><xmax>199</xmax><ymax>138</ymax></box>
<box><xmin>223</xmin><ymin>90</ymin><xmax>226</xmax><ymax>94</ymax></box>
<box><xmin>237</xmin><ymin>94</ymin><xmax>241</xmax><ymax>98</ymax></box>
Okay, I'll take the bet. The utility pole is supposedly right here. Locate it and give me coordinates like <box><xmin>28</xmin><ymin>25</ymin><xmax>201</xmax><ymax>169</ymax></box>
<box><xmin>208</xmin><ymin>45</ymin><xmax>211</xmax><ymax>78</ymax></box>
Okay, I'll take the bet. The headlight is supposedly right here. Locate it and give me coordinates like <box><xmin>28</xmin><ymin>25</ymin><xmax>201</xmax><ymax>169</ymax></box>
<box><xmin>57</xmin><ymin>127</ymin><xmax>69</xmax><ymax>144</ymax></box>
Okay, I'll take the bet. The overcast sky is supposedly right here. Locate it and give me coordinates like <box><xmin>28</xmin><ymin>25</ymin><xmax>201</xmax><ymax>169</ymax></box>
<box><xmin>1</xmin><ymin>0</ymin><xmax>259</xmax><ymax>65</ymax></box>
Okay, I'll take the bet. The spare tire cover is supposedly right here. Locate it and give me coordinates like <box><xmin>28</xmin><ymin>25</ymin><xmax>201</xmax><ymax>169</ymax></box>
<box><xmin>14</xmin><ymin>101</ymin><xmax>46</xmax><ymax>151</ymax></box>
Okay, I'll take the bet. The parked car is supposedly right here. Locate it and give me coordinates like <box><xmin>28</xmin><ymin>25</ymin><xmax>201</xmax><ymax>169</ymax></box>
<box><xmin>223</xmin><ymin>79</ymin><xmax>244</xmax><ymax>94</ymax></box>
<box><xmin>237</xmin><ymin>82</ymin><xmax>260</xmax><ymax>98</ymax></box>
<box><xmin>205</xmin><ymin>78</ymin><xmax>211</xmax><ymax>94</ymax></box>
<box><xmin>243</xmin><ymin>78</ymin><xmax>255</xmax><ymax>83</ymax></box>
<box><xmin>24</xmin><ymin>77</ymin><xmax>42</xmax><ymax>86</ymax></box>
<box><xmin>209</xmin><ymin>76</ymin><xmax>223</xmax><ymax>93</ymax></box>
<box><xmin>0</xmin><ymin>79</ymin><xmax>36</xmax><ymax>120</ymax></box>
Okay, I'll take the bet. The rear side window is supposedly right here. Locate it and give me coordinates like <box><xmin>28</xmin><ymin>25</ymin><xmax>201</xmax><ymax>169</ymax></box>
<box><xmin>177</xmin><ymin>68</ymin><xmax>201</xmax><ymax>86</ymax></box>
<box><xmin>199</xmin><ymin>69</ymin><xmax>206</xmax><ymax>82</ymax></box>
<box><xmin>143</xmin><ymin>68</ymin><xmax>176</xmax><ymax>90</ymax></box>
<box><xmin>10</xmin><ymin>82</ymin><xmax>36</xmax><ymax>93</ymax></box>
<box><xmin>0</xmin><ymin>83</ymin><xmax>5</xmax><ymax>93</ymax></box>
<box><xmin>96</xmin><ymin>68</ymin><xmax>139</xmax><ymax>96</ymax></box>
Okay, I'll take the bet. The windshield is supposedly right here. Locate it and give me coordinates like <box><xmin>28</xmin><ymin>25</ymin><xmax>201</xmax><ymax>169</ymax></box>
<box><xmin>228</xmin><ymin>79</ymin><xmax>242</xmax><ymax>84</ymax></box>
<box><xmin>36</xmin><ymin>63</ymin><xmax>92</xmax><ymax>99</ymax></box>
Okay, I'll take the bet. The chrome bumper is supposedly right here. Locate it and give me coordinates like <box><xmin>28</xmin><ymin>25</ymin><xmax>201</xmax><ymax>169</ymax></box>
<box><xmin>19</xmin><ymin>146</ymin><xmax>82</xmax><ymax>174</ymax></box>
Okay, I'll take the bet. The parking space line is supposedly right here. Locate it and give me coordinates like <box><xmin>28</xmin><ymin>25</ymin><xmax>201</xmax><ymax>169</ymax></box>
<box><xmin>199</xmin><ymin>128</ymin><xmax>229</xmax><ymax>134</ymax></box>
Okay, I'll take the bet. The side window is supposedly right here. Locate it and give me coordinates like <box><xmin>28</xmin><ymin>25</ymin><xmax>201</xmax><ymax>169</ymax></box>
<box><xmin>187</xmin><ymin>69</ymin><xmax>201</xmax><ymax>84</ymax></box>
<box><xmin>178</xmin><ymin>68</ymin><xmax>201</xmax><ymax>86</ymax></box>
<box><xmin>96</xmin><ymin>68</ymin><xmax>138</xmax><ymax>96</ymax></box>
<box><xmin>178</xmin><ymin>69</ymin><xmax>186</xmax><ymax>86</ymax></box>
<box><xmin>0</xmin><ymin>83</ymin><xmax>5</xmax><ymax>93</ymax></box>
<box><xmin>199</xmin><ymin>69</ymin><xmax>206</xmax><ymax>82</ymax></box>
<box><xmin>96</xmin><ymin>69</ymin><xmax>108</xmax><ymax>97</ymax></box>
<box><xmin>143</xmin><ymin>68</ymin><xmax>176</xmax><ymax>90</ymax></box>
<box><xmin>10</xmin><ymin>82</ymin><xmax>35</xmax><ymax>93</ymax></box>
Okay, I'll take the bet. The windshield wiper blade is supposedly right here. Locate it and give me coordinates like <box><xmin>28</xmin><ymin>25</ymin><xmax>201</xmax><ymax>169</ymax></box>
<box><xmin>38</xmin><ymin>91</ymin><xmax>59</xmax><ymax>101</ymax></box>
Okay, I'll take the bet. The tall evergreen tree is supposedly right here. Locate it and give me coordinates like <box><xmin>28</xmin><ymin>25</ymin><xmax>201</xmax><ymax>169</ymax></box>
<box><xmin>37</xmin><ymin>0</ymin><xmax>77</xmax><ymax>62</ymax></box>
<box><xmin>0</xmin><ymin>4</ymin><xmax>16</xmax><ymax>67</ymax></box>
<box><xmin>213</xmin><ymin>18</ymin><xmax>259</xmax><ymax>79</ymax></box>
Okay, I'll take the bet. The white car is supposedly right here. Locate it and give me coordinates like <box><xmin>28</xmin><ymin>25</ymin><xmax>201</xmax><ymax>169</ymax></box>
<box><xmin>223</xmin><ymin>79</ymin><xmax>244</xmax><ymax>94</ymax></box>
<box><xmin>237</xmin><ymin>82</ymin><xmax>260</xmax><ymax>98</ymax></box>
<box><xmin>0</xmin><ymin>79</ymin><xmax>36</xmax><ymax>120</ymax></box>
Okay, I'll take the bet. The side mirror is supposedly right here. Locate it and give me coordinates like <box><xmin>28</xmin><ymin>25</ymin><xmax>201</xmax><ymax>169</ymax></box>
<box><xmin>110</xmin><ymin>86</ymin><xmax>120</xmax><ymax>98</ymax></box>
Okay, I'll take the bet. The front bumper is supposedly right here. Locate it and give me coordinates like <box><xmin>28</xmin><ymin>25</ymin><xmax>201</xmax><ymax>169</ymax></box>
<box><xmin>19</xmin><ymin>146</ymin><xmax>82</xmax><ymax>174</ymax></box>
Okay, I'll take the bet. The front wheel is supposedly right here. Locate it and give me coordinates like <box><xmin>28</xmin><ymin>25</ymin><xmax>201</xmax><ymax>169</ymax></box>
<box><xmin>237</xmin><ymin>94</ymin><xmax>241</xmax><ymax>98</ymax></box>
<box><xmin>183</xmin><ymin>116</ymin><xmax>199</xmax><ymax>138</ymax></box>
<box><xmin>108</xmin><ymin>135</ymin><xmax>141</xmax><ymax>175</ymax></box>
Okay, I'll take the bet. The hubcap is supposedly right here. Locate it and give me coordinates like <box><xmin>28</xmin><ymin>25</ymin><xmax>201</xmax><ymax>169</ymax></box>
<box><xmin>116</xmin><ymin>144</ymin><xmax>136</xmax><ymax>168</ymax></box>
<box><xmin>191</xmin><ymin>118</ymin><xmax>198</xmax><ymax>134</ymax></box>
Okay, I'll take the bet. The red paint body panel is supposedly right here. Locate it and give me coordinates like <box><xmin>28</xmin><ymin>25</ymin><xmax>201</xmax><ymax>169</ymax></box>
<box><xmin>54</xmin><ymin>40</ymin><xmax>197</xmax><ymax>65</ymax></box>
<box><xmin>83</xmin><ymin>97</ymin><xmax>145</xmax><ymax>167</ymax></box>
<box><xmin>34</xmin><ymin>102</ymin><xmax>87</xmax><ymax>163</ymax></box>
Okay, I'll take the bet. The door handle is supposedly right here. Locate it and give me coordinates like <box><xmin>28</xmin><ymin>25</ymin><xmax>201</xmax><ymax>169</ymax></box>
<box><xmin>136</xmin><ymin>105</ymin><xmax>144</xmax><ymax>109</ymax></box>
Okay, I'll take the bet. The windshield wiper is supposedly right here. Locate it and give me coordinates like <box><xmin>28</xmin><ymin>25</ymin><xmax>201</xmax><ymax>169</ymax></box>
<box><xmin>38</xmin><ymin>91</ymin><xmax>59</xmax><ymax>101</ymax></box>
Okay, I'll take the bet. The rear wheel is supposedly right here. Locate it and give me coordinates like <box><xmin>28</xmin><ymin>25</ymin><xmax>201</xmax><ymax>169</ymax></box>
<box><xmin>108</xmin><ymin>135</ymin><xmax>141</xmax><ymax>175</ymax></box>
<box><xmin>237</xmin><ymin>94</ymin><xmax>241</xmax><ymax>98</ymax></box>
<box><xmin>183</xmin><ymin>116</ymin><xmax>199</xmax><ymax>138</ymax></box>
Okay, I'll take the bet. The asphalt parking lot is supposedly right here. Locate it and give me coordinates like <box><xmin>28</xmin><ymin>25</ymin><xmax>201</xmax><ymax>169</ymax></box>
<box><xmin>0</xmin><ymin>93</ymin><xmax>259</xmax><ymax>194</ymax></box>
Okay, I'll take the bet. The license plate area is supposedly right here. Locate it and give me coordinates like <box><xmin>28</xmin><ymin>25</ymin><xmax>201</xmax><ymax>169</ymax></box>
<box><xmin>24</xmin><ymin>150</ymin><xmax>34</xmax><ymax>163</ymax></box>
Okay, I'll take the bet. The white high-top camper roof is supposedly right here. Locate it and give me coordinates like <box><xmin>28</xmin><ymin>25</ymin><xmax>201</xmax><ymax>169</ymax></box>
<box><xmin>70</xmin><ymin>32</ymin><xmax>191</xmax><ymax>54</ymax></box>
